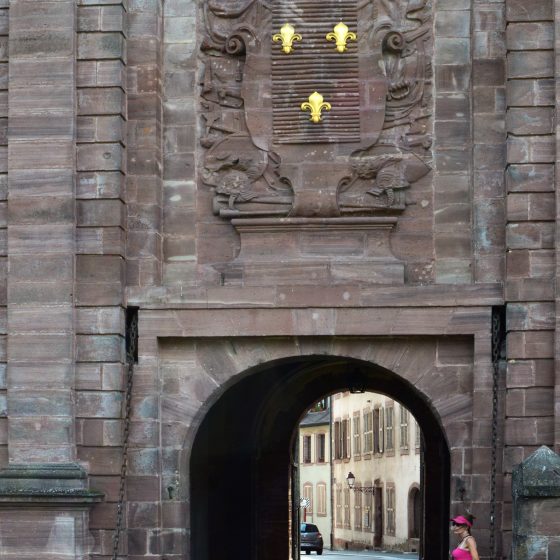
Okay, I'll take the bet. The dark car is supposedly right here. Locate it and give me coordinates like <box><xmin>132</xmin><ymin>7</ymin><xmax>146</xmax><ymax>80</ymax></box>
<box><xmin>300</xmin><ymin>522</ymin><xmax>323</xmax><ymax>555</ymax></box>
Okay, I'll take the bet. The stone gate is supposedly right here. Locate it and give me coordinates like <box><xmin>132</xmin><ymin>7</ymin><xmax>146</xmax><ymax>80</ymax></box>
<box><xmin>0</xmin><ymin>1</ymin><xmax>558</xmax><ymax>560</ymax></box>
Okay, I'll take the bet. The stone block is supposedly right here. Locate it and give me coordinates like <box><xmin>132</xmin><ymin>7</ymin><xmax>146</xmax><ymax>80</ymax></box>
<box><xmin>10</xmin><ymin>29</ymin><xmax>74</xmax><ymax>58</ymax></box>
<box><xmin>506</xmin><ymin>23</ymin><xmax>553</xmax><ymax>50</ymax></box>
<box><xmin>78</xmin><ymin>87</ymin><xmax>125</xmax><ymax>115</ymax></box>
<box><xmin>9</xmin><ymin>141</ymin><xmax>74</xmax><ymax>170</ymax></box>
<box><xmin>473</xmin><ymin>143</ymin><xmax>506</xmax><ymax>170</ymax></box>
<box><xmin>506</xmin><ymin>278</ymin><xmax>554</xmax><ymax>302</ymax></box>
<box><xmin>76</xmin><ymin>281</ymin><xmax>124</xmax><ymax>306</ymax></box>
<box><xmin>9</xmin><ymin>333</ymin><xmax>73</xmax><ymax>362</ymax></box>
<box><xmin>77</xmin><ymin>199</ymin><xmax>125</xmax><ymax>227</ymax></box>
<box><xmin>9</xmin><ymin>58</ymin><xmax>72</xmax><ymax>88</ymax></box>
<box><xmin>76</xmin><ymin>391</ymin><xmax>123</xmax><ymax>418</ymax></box>
<box><xmin>129</xmin><ymin>12</ymin><xmax>159</xmax><ymax>36</ymax></box>
<box><xmin>435</xmin><ymin>9</ymin><xmax>470</xmax><ymax>37</ymax></box>
<box><xmin>507</xmin><ymin>52</ymin><xmax>554</xmax><ymax>79</ymax></box>
<box><xmin>473</xmin><ymin>113</ymin><xmax>505</xmax><ymax>143</ymax></box>
<box><xmin>506</xmin><ymin>108</ymin><xmax>554</xmax><ymax>136</ymax></box>
<box><xmin>8</xmin><ymin>169</ymin><xmax>74</xmax><ymax>197</ymax></box>
<box><xmin>506</xmin><ymin>0</ymin><xmax>553</xmax><ymax>21</ymax></box>
<box><xmin>8</xmin><ymin>197</ymin><xmax>74</xmax><ymax>226</ymax></box>
<box><xmin>506</xmin><ymin>165</ymin><xmax>554</xmax><ymax>193</ymax></box>
<box><xmin>473</xmin><ymin>85</ymin><xmax>505</xmax><ymax>114</ymax></box>
<box><xmin>78</xmin><ymin>446</ymin><xmax>122</xmax><ymax>476</ymax></box>
<box><xmin>90</xmin><ymin>502</ymin><xmax>118</xmax><ymax>529</ymax></box>
<box><xmin>78</xmin><ymin>33</ymin><xmax>125</xmax><ymax>61</ymax></box>
<box><xmin>127</xmin><ymin>475</ymin><xmax>160</xmax><ymax>501</ymax></box>
<box><xmin>9</xmin><ymin>389</ymin><xmax>73</xmax><ymax>416</ymax></box>
<box><xmin>76</xmin><ymin>226</ymin><xmax>126</xmax><ymax>256</ymax></box>
<box><xmin>77</xmin><ymin>171</ymin><xmax>124</xmax><ymax>199</ymax></box>
<box><xmin>507</xmin><ymin>79</ymin><xmax>555</xmax><ymax>107</ymax></box>
<box><xmin>507</xmin><ymin>135</ymin><xmax>555</xmax><ymax>164</ymax></box>
<box><xmin>77</xmin><ymin>255</ymin><xmax>124</xmax><ymax>283</ymax></box>
<box><xmin>163</xmin><ymin>16</ymin><xmax>195</xmax><ymax>44</ymax></box>
<box><xmin>434</xmin><ymin>120</ymin><xmax>471</xmax><ymax>146</ymax></box>
<box><xmin>78</xmin><ymin>115</ymin><xmax>125</xmax><ymax>143</ymax></box>
<box><xmin>9</xmin><ymin>416</ymin><xmax>73</xmax><ymax>445</ymax></box>
<box><xmin>128</xmin><ymin>502</ymin><xmax>159</xmax><ymax>528</ymax></box>
<box><xmin>76</xmin><ymin>307</ymin><xmax>124</xmax><ymax>335</ymax></box>
<box><xmin>473</xmin><ymin>58</ymin><xmax>505</xmax><ymax>86</ymax></box>
<box><xmin>76</xmin><ymin>334</ymin><xmax>124</xmax><ymax>362</ymax></box>
<box><xmin>8</xmin><ymin>280</ymin><xmax>73</xmax><ymax>305</ymax></box>
<box><xmin>509</xmin><ymin>193</ymin><xmax>555</xmax><ymax>221</ymax></box>
<box><xmin>8</xmin><ymin>225</ymin><xmax>74</xmax><ymax>255</ymax></box>
<box><xmin>77</xmin><ymin>143</ymin><xmax>124</xmax><ymax>172</ymax></box>
<box><xmin>77</xmin><ymin>60</ymin><xmax>125</xmax><ymax>88</ymax></box>
<box><xmin>506</xmin><ymin>223</ymin><xmax>554</xmax><ymax>250</ymax></box>
<box><xmin>9</xmin><ymin>305</ymin><xmax>73</xmax><ymax>333</ymax></box>
<box><xmin>507</xmin><ymin>331</ymin><xmax>554</xmax><ymax>359</ymax></box>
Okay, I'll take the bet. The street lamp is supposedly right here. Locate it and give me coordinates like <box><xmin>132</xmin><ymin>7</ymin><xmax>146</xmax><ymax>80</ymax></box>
<box><xmin>346</xmin><ymin>471</ymin><xmax>375</xmax><ymax>494</ymax></box>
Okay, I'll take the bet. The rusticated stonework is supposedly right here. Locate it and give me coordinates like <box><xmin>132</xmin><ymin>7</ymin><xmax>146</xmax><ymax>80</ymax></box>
<box><xmin>200</xmin><ymin>0</ymin><xmax>433</xmax><ymax>220</ymax></box>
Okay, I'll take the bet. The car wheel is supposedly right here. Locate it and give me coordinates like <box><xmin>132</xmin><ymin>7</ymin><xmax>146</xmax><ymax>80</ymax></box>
<box><xmin>305</xmin><ymin>551</ymin><xmax>310</xmax><ymax>555</ymax></box>
<box><xmin>317</xmin><ymin>550</ymin><xmax>323</xmax><ymax>556</ymax></box>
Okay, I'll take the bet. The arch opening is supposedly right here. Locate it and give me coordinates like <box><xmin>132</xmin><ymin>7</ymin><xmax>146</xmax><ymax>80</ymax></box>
<box><xmin>190</xmin><ymin>355</ymin><xmax>450</xmax><ymax>560</ymax></box>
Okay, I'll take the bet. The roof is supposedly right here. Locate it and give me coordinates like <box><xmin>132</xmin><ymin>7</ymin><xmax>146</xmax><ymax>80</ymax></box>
<box><xmin>300</xmin><ymin>409</ymin><xmax>330</xmax><ymax>427</ymax></box>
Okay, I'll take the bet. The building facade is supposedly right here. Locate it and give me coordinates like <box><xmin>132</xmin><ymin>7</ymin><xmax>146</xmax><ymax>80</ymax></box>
<box><xmin>331</xmin><ymin>392</ymin><xmax>420</xmax><ymax>552</ymax></box>
<box><xmin>0</xmin><ymin>1</ymin><xmax>558</xmax><ymax>560</ymax></box>
<box><xmin>298</xmin><ymin>404</ymin><xmax>332</xmax><ymax>549</ymax></box>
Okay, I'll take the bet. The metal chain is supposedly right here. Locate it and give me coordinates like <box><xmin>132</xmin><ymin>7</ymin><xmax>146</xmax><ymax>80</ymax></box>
<box><xmin>489</xmin><ymin>308</ymin><xmax>504</xmax><ymax>558</ymax></box>
<box><xmin>112</xmin><ymin>311</ymin><xmax>138</xmax><ymax>560</ymax></box>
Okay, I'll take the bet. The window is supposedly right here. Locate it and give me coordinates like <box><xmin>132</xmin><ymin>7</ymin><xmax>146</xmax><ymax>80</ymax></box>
<box><xmin>353</xmin><ymin>414</ymin><xmax>361</xmax><ymax>456</ymax></box>
<box><xmin>310</xmin><ymin>398</ymin><xmax>328</xmax><ymax>412</ymax></box>
<box><xmin>374</xmin><ymin>407</ymin><xmax>384</xmax><ymax>453</ymax></box>
<box><xmin>342</xmin><ymin>418</ymin><xmax>350</xmax><ymax>459</ymax></box>
<box><xmin>364</xmin><ymin>490</ymin><xmax>373</xmax><ymax>530</ymax></box>
<box><xmin>415</xmin><ymin>419</ymin><xmax>421</xmax><ymax>450</ymax></box>
<box><xmin>354</xmin><ymin>487</ymin><xmax>362</xmax><ymax>530</ymax></box>
<box><xmin>385</xmin><ymin>406</ymin><xmax>394</xmax><ymax>451</ymax></box>
<box><xmin>317</xmin><ymin>483</ymin><xmax>327</xmax><ymax>516</ymax></box>
<box><xmin>336</xmin><ymin>485</ymin><xmax>342</xmax><ymax>527</ymax></box>
<box><xmin>400</xmin><ymin>405</ymin><xmax>409</xmax><ymax>450</ymax></box>
<box><xmin>386</xmin><ymin>484</ymin><xmax>396</xmax><ymax>535</ymax></box>
<box><xmin>316</xmin><ymin>433</ymin><xmax>326</xmax><ymax>463</ymax></box>
<box><xmin>303</xmin><ymin>483</ymin><xmax>313</xmax><ymax>514</ymax></box>
<box><xmin>344</xmin><ymin>488</ymin><xmax>351</xmax><ymax>528</ymax></box>
<box><xmin>363</xmin><ymin>410</ymin><xmax>373</xmax><ymax>454</ymax></box>
<box><xmin>303</xmin><ymin>435</ymin><xmax>312</xmax><ymax>463</ymax></box>
<box><xmin>334</xmin><ymin>421</ymin><xmax>342</xmax><ymax>460</ymax></box>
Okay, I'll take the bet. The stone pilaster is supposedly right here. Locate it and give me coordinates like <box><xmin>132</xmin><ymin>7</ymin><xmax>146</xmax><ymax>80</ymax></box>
<box><xmin>504</xmin><ymin>0</ymin><xmax>556</xmax><ymax>556</ymax></box>
<box><xmin>0</xmin><ymin>3</ymin><xmax>105</xmax><ymax>557</ymax></box>
<box><xmin>7</xmin><ymin>0</ymin><xmax>77</xmax><ymax>464</ymax></box>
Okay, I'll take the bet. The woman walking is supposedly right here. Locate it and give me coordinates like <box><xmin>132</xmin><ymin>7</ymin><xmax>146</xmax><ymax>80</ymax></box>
<box><xmin>451</xmin><ymin>515</ymin><xmax>480</xmax><ymax>560</ymax></box>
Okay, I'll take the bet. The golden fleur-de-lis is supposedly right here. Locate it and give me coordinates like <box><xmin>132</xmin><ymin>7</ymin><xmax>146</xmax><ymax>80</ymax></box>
<box><xmin>272</xmin><ymin>23</ymin><xmax>302</xmax><ymax>54</ymax></box>
<box><xmin>326</xmin><ymin>22</ymin><xmax>357</xmax><ymax>53</ymax></box>
<box><xmin>301</xmin><ymin>92</ymin><xmax>331</xmax><ymax>123</ymax></box>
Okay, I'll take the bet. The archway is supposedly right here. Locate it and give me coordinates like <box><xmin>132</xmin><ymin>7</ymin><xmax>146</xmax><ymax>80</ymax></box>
<box><xmin>190</xmin><ymin>355</ymin><xmax>450</xmax><ymax>560</ymax></box>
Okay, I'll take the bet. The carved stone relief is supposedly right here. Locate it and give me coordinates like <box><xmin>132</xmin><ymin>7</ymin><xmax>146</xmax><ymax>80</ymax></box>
<box><xmin>200</xmin><ymin>0</ymin><xmax>433</xmax><ymax>220</ymax></box>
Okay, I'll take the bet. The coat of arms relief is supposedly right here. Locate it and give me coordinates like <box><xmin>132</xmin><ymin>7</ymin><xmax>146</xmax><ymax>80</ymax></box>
<box><xmin>199</xmin><ymin>0</ymin><xmax>433</xmax><ymax>284</ymax></box>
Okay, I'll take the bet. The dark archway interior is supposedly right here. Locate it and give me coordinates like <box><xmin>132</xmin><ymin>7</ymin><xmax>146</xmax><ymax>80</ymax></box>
<box><xmin>190</xmin><ymin>355</ymin><xmax>450</xmax><ymax>560</ymax></box>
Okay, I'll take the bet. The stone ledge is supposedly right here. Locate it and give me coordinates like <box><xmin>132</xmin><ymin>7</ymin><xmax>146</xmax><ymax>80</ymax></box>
<box><xmin>127</xmin><ymin>283</ymin><xmax>504</xmax><ymax>309</ymax></box>
<box><xmin>0</xmin><ymin>463</ymin><xmax>104</xmax><ymax>507</ymax></box>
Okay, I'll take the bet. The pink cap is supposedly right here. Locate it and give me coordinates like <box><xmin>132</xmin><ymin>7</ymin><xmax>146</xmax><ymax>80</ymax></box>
<box><xmin>451</xmin><ymin>516</ymin><xmax>473</xmax><ymax>527</ymax></box>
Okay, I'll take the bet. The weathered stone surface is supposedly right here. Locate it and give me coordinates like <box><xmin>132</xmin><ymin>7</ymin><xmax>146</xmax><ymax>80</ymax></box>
<box><xmin>512</xmin><ymin>448</ymin><xmax>560</xmax><ymax>559</ymax></box>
